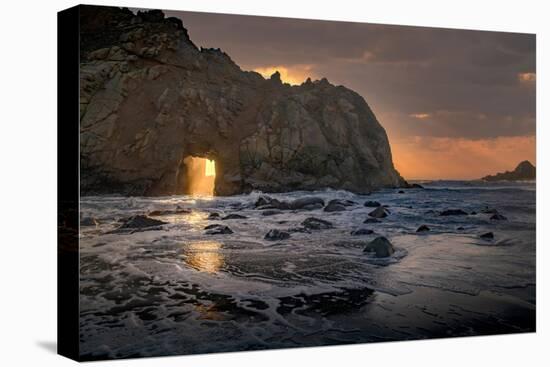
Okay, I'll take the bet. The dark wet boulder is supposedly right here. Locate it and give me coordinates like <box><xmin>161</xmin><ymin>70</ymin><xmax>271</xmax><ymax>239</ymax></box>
<box><xmin>301</xmin><ymin>217</ymin><xmax>333</xmax><ymax>230</ymax></box>
<box><xmin>222</xmin><ymin>214</ymin><xmax>248</xmax><ymax>220</ymax></box>
<box><xmin>204</xmin><ymin>224</ymin><xmax>233</xmax><ymax>235</ymax></box>
<box><xmin>409</xmin><ymin>183</ymin><xmax>424</xmax><ymax>189</ymax></box>
<box><xmin>264</xmin><ymin>229</ymin><xmax>291</xmax><ymax>241</ymax></box>
<box><xmin>80</xmin><ymin>217</ymin><xmax>98</xmax><ymax>226</ymax></box>
<box><xmin>481</xmin><ymin>207</ymin><xmax>499</xmax><ymax>214</ymax></box>
<box><xmin>255</xmin><ymin>196</ymin><xmax>290</xmax><ymax>210</ymax></box>
<box><xmin>490</xmin><ymin>214</ymin><xmax>507</xmax><ymax>221</ymax></box>
<box><xmin>480</xmin><ymin>232</ymin><xmax>494</xmax><ymax>240</ymax></box>
<box><xmin>364</xmin><ymin>218</ymin><xmax>381</xmax><ymax>224</ymax></box>
<box><xmin>363</xmin><ymin>236</ymin><xmax>395</xmax><ymax>258</ymax></box>
<box><xmin>440</xmin><ymin>209</ymin><xmax>468</xmax><ymax>216</ymax></box>
<box><xmin>470</xmin><ymin>211</ymin><xmax>477</xmax><ymax>215</ymax></box>
<box><xmin>351</xmin><ymin>228</ymin><xmax>374</xmax><ymax>236</ymax></box>
<box><xmin>364</xmin><ymin>200</ymin><xmax>381</xmax><ymax>207</ymax></box>
<box><xmin>289</xmin><ymin>197</ymin><xmax>325</xmax><ymax>210</ymax></box>
<box><xmin>457</xmin><ymin>226</ymin><xmax>465</xmax><ymax>231</ymax></box>
<box><xmin>324</xmin><ymin>201</ymin><xmax>347</xmax><ymax>212</ymax></box>
<box><xmin>207</xmin><ymin>212</ymin><xmax>221</xmax><ymax>220</ymax></box>
<box><xmin>255</xmin><ymin>195</ymin><xmax>274</xmax><ymax>207</ymax></box>
<box><xmin>301</xmin><ymin>203</ymin><xmax>324</xmax><ymax>211</ymax></box>
<box><xmin>416</xmin><ymin>224</ymin><xmax>430</xmax><ymax>232</ymax></box>
<box><xmin>398</xmin><ymin>190</ymin><xmax>405</xmax><ymax>194</ymax></box>
<box><xmin>261</xmin><ymin>209</ymin><xmax>283</xmax><ymax>216</ymax></box>
<box><xmin>112</xmin><ymin>215</ymin><xmax>167</xmax><ymax>233</ymax></box>
<box><xmin>148</xmin><ymin>207</ymin><xmax>190</xmax><ymax>216</ymax></box>
<box><xmin>368</xmin><ymin>206</ymin><xmax>389</xmax><ymax>218</ymax></box>
<box><xmin>119</xmin><ymin>215</ymin><xmax>167</xmax><ymax>229</ymax></box>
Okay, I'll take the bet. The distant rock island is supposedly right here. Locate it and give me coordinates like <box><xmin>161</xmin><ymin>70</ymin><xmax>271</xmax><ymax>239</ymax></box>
<box><xmin>79</xmin><ymin>6</ymin><xmax>405</xmax><ymax>196</ymax></box>
<box><xmin>482</xmin><ymin>161</ymin><xmax>536</xmax><ymax>181</ymax></box>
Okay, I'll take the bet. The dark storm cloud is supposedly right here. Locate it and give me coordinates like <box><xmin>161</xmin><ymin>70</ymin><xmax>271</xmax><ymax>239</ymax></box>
<box><xmin>163</xmin><ymin>9</ymin><xmax>535</xmax><ymax>140</ymax></box>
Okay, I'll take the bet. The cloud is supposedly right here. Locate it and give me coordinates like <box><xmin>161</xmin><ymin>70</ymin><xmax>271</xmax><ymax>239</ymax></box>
<box><xmin>381</xmin><ymin>110</ymin><xmax>535</xmax><ymax>140</ymax></box>
<box><xmin>161</xmin><ymin>9</ymin><xmax>536</xmax><ymax>179</ymax></box>
<box><xmin>518</xmin><ymin>72</ymin><xmax>536</xmax><ymax>84</ymax></box>
<box><xmin>409</xmin><ymin>113</ymin><xmax>431</xmax><ymax>119</ymax></box>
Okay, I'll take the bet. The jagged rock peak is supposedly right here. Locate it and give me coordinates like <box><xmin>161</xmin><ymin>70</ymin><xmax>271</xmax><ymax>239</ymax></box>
<box><xmin>482</xmin><ymin>160</ymin><xmax>536</xmax><ymax>182</ymax></box>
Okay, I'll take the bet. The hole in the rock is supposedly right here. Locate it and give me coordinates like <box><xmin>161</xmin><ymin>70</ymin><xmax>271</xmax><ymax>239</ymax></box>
<box><xmin>183</xmin><ymin>156</ymin><xmax>216</xmax><ymax>196</ymax></box>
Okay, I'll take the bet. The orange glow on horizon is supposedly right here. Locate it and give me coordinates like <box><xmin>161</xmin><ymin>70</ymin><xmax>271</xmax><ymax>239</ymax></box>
<box><xmin>391</xmin><ymin>135</ymin><xmax>536</xmax><ymax>180</ymax></box>
<box><xmin>253</xmin><ymin>64</ymin><xmax>315</xmax><ymax>85</ymax></box>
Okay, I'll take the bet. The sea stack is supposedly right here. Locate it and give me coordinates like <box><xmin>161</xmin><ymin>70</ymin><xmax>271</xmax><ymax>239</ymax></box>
<box><xmin>78</xmin><ymin>6</ymin><xmax>406</xmax><ymax>196</ymax></box>
<box><xmin>482</xmin><ymin>161</ymin><xmax>536</xmax><ymax>182</ymax></box>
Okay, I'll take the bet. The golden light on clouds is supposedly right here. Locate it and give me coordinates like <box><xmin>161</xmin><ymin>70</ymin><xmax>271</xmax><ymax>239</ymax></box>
<box><xmin>518</xmin><ymin>72</ymin><xmax>536</xmax><ymax>84</ymax></box>
<box><xmin>391</xmin><ymin>135</ymin><xmax>535</xmax><ymax>180</ymax></box>
<box><xmin>409</xmin><ymin>113</ymin><xmax>431</xmax><ymax>119</ymax></box>
<box><xmin>253</xmin><ymin>65</ymin><xmax>315</xmax><ymax>85</ymax></box>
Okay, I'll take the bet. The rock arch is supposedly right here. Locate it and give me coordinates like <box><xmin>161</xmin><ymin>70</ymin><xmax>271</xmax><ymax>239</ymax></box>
<box><xmin>79</xmin><ymin>6</ymin><xmax>406</xmax><ymax>196</ymax></box>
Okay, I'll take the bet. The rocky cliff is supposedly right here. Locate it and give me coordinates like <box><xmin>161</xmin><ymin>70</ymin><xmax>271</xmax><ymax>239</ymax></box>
<box><xmin>482</xmin><ymin>160</ymin><xmax>536</xmax><ymax>181</ymax></box>
<box><xmin>79</xmin><ymin>5</ymin><xmax>406</xmax><ymax>196</ymax></box>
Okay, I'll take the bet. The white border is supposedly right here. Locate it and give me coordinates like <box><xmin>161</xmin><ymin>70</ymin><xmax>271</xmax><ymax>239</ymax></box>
<box><xmin>1</xmin><ymin>0</ymin><xmax>547</xmax><ymax>366</ymax></box>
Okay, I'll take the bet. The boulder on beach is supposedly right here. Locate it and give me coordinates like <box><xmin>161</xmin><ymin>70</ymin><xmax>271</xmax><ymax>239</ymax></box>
<box><xmin>480</xmin><ymin>232</ymin><xmax>494</xmax><ymax>240</ymax></box>
<box><xmin>440</xmin><ymin>209</ymin><xmax>468</xmax><ymax>216</ymax></box>
<box><xmin>324</xmin><ymin>200</ymin><xmax>348</xmax><ymax>212</ymax></box>
<box><xmin>481</xmin><ymin>207</ymin><xmax>499</xmax><ymax>214</ymax></box>
<box><xmin>398</xmin><ymin>190</ymin><xmax>405</xmax><ymax>194</ymax></box>
<box><xmin>301</xmin><ymin>217</ymin><xmax>333</xmax><ymax>230</ymax></box>
<box><xmin>289</xmin><ymin>197</ymin><xmax>325</xmax><ymax>210</ymax></box>
<box><xmin>364</xmin><ymin>201</ymin><xmax>381</xmax><ymax>207</ymax></box>
<box><xmin>207</xmin><ymin>212</ymin><xmax>221</xmax><ymax>220</ymax></box>
<box><xmin>148</xmin><ymin>207</ymin><xmax>190</xmax><ymax>216</ymax></box>
<box><xmin>264</xmin><ymin>229</ymin><xmax>291</xmax><ymax>241</ymax></box>
<box><xmin>261</xmin><ymin>209</ymin><xmax>283</xmax><ymax>216</ymax></box>
<box><xmin>416</xmin><ymin>224</ymin><xmax>430</xmax><ymax>232</ymax></box>
<box><xmin>351</xmin><ymin>228</ymin><xmax>374</xmax><ymax>236</ymax></box>
<box><xmin>222</xmin><ymin>214</ymin><xmax>248</xmax><ymax>220</ymax></box>
<box><xmin>204</xmin><ymin>224</ymin><xmax>233</xmax><ymax>235</ymax></box>
<box><xmin>363</xmin><ymin>236</ymin><xmax>395</xmax><ymax>258</ymax></box>
<box><xmin>490</xmin><ymin>213</ymin><xmax>507</xmax><ymax>220</ymax></box>
<box><xmin>113</xmin><ymin>215</ymin><xmax>167</xmax><ymax>233</ymax></box>
<box><xmin>368</xmin><ymin>206</ymin><xmax>389</xmax><ymax>218</ymax></box>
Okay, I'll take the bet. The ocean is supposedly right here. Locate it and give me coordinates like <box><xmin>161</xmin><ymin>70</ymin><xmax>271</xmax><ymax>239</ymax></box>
<box><xmin>78</xmin><ymin>181</ymin><xmax>536</xmax><ymax>359</ymax></box>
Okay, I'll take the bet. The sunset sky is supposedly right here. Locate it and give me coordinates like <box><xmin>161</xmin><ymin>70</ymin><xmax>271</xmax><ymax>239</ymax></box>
<box><xmin>165</xmin><ymin>9</ymin><xmax>536</xmax><ymax>180</ymax></box>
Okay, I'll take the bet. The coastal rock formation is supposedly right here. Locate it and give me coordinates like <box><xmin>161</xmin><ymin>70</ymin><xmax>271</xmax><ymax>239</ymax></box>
<box><xmin>79</xmin><ymin>6</ymin><xmax>406</xmax><ymax>196</ymax></box>
<box><xmin>482</xmin><ymin>161</ymin><xmax>536</xmax><ymax>182</ymax></box>
<box><xmin>363</xmin><ymin>237</ymin><xmax>395</xmax><ymax>258</ymax></box>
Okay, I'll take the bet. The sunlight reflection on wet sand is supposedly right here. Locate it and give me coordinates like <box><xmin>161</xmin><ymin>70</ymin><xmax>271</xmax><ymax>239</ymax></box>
<box><xmin>183</xmin><ymin>241</ymin><xmax>224</xmax><ymax>273</ymax></box>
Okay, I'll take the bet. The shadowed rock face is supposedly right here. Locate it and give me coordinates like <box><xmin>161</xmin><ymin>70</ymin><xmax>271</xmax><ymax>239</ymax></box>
<box><xmin>482</xmin><ymin>161</ymin><xmax>536</xmax><ymax>182</ymax></box>
<box><xmin>79</xmin><ymin>6</ymin><xmax>406</xmax><ymax>196</ymax></box>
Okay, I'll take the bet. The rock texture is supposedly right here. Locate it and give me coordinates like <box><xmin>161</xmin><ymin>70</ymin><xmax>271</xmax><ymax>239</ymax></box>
<box><xmin>482</xmin><ymin>161</ymin><xmax>536</xmax><ymax>182</ymax></box>
<box><xmin>79</xmin><ymin>6</ymin><xmax>406</xmax><ymax>196</ymax></box>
